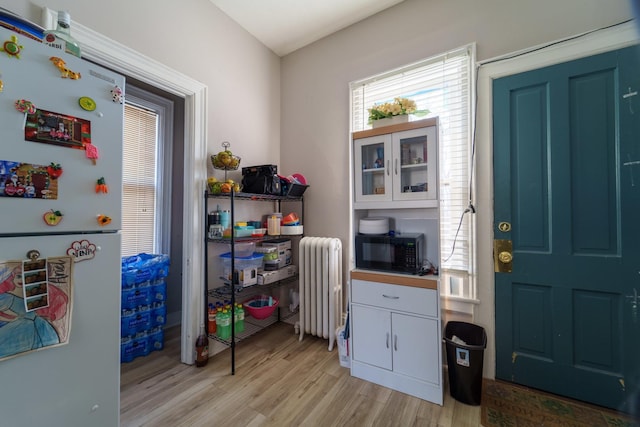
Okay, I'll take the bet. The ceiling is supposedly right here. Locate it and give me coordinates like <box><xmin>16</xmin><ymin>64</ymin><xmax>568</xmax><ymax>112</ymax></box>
<box><xmin>209</xmin><ymin>0</ymin><xmax>406</xmax><ymax>57</ymax></box>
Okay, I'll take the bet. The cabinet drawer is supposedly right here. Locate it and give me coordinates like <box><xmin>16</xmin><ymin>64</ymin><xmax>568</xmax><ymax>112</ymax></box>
<box><xmin>351</xmin><ymin>279</ymin><xmax>438</xmax><ymax>317</ymax></box>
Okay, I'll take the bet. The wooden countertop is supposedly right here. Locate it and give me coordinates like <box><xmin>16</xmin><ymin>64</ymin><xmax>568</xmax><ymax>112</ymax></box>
<box><xmin>350</xmin><ymin>269</ymin><xmax>438</xmax><ymax>290</ymax></box>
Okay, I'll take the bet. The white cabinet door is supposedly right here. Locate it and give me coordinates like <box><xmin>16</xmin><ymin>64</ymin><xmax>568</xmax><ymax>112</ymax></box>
<box><xmin>353</xmin><ymin>134</ymin><xmax>392</xmax><ymax>203</ymax></box>
<box><xmin>392</xmin><ymin>313</ymin><xmax>440</xmax><ymax>384</ymax></box>
<box><xmin>390</xmin><ymin>126</ymin><xmax>438</xmax><ymax>202</ymax></box>
<box><xmin>351</xmin><ymin>304</ymin><xmax>392</xmax><ymax>370</ymax></box>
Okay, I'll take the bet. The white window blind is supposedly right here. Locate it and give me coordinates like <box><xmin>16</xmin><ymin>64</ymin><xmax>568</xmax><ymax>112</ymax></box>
<box><xmin>351</xmin><ymin>45</ymin><xmax>475</xmax><ymax>296</ymax></box>
<box><xmin>122</xmin><ymin>103</ymin><xmax>158</xmax><ymax>256</ymax></box>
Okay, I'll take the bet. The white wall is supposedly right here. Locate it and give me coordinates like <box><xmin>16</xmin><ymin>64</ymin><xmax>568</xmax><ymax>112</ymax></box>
<box><xmin>280</xmin><ymin>0</ymin><xmax>634</xmax><ymax>379</ymax></box>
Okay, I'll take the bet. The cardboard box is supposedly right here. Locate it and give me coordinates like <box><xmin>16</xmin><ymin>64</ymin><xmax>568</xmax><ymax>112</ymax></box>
<box><xmin>260</xmin><ymin>239</ymin><xmax>291</xmax><ymax>269</ymax></box>
<box><xmin>258</xmin><ymin>264</ymin><xmax>297</xmax><ymax>285</ymax></box>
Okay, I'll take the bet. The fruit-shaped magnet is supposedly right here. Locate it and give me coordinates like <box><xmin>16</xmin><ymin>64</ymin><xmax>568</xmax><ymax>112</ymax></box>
<box><xmin>79</xmin><ymin>96</ymin><xmax>96</xmax><ymax>111</ymax></box>
<box><xmin>97</xmin><ymin>214</ymin><xmax>112</xmax><ymax>226</ymax></box>
<box><xmin>47</xmin><ymin>163</ymin><xmax>63</xmax><ymax>179</ymax></box>
<box><xmin>43</xmin><ymin>209</ymin><xmax>63</xmax><ymax>226</ymax></box>
<box><xmin>95</xmin><ymin>177</ymin><xmax>108</xmax><ymax>193</ymax></box>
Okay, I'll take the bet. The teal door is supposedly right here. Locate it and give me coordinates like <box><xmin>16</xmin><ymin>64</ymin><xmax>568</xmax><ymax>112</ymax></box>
<box><xmin>493</xmin><ymin>45</ymin><xmax>640</xmax><ymax>413</ymax></box>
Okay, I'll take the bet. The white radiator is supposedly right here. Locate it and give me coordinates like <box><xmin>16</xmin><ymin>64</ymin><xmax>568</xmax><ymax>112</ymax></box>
<box><xmin>298</xmin><ymin>237</ymin><xmax>343</xmax><ymax>351</ymax></box>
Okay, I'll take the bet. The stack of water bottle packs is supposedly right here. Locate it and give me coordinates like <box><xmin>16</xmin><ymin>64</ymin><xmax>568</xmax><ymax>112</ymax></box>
<box><xmin>120</xmin><ymin>253</ymin><xmax>170</xmax><ymax>363</ymax></box>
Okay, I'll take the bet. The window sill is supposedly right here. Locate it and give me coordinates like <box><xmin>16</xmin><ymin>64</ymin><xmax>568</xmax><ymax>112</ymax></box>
<box><xmin>440</xmin><ymin>294</ymin><xmax>479</xmax><ymax>316</ymax></box>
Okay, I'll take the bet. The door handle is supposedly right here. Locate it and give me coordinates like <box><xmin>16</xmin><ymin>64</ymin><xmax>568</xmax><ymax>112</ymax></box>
<box><xmin>394</xmin><ymin>335</ymin><xmax>398</xmax><ymax>351</ymax></box>
<box><xmin>387</xmin><ymin>160</ymin><xmax>390</xmax><ymax>176</ymax></box>
<box><xmin>386</xmin><ymin>332</ymin><xmax>390</xmax><ymax>348</ymax></box>
<box><xmin>494</xmin><ymin>239</ymin><xmax>513</xmax><ymax>273</ymax></box>
<box><xmin>498</xmin><ymin>251</ymin><xmax>513</xmax><ymax>264</ymax></box>
<box><xmin>395</xmin><ymin>159</ymin><xmax>398</xmax><ymax>175</ymax></box>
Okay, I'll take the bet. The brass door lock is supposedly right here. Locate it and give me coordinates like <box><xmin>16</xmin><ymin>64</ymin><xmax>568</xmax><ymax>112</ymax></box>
<box><xmin>494</xmin><ymin>239</ymin><xmax>513</xmax><ymax>273</ymax></box>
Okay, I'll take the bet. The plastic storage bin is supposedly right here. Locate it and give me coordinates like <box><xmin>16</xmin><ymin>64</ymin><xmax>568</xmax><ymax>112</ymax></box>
<box><xmin>219</xmin><ymin>252</ymin><xmax>264</xmax><ymax>287</ymax></box>
<box><xmin>444</xmin><ymin>321</ymin><xmax>487</xmax><ymax>405</ymax></box>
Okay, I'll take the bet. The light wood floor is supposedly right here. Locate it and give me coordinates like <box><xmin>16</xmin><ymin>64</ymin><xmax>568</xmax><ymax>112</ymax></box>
<box><xmin>120</xmin><ymin>323</ymin><xmax>482</xmax><ymax>426</ymax></box>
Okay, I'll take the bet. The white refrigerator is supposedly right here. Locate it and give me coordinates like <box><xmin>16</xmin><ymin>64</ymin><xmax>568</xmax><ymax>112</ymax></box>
<box><xmin>0</xmin><ymin>25</ymin><xmax>124</xmax><ymax>427</ymax></box>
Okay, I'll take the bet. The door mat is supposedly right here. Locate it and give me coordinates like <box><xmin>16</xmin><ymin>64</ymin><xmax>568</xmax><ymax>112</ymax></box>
<box><xmin>481</xmin><ymin>379</ymin><xmax>639</xmax><ymax>427</ymax></box>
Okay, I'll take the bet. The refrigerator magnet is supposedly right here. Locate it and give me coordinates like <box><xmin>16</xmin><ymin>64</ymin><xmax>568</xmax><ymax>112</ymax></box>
<box><xmin>110</xmin><ymin>85</ymin><xmax>124</xmax><ymax>103</ymax></box>
<box><xmin>97</xmin><ymin>214</ymin><xmax>111</xmax><ymax>226</ymax></box>
<box><xmin>14</xmin><ymin>99</ymin><xmax>36</xmax><ymax>114</ymax></box>
<box><xmin>67</xmin><ymin>240</ymin><xmax>97</xmax><ymax>263</ymax></box>
<box><xmin>47</xmin><ymin>163</ymin><xmax>63</xmax><ymax>179</ymax></box>
<box><xmin>78</xmin><ymin>96</ymin><xmax>96</xmax><ymax>111</ymax></box>
<box><xmin>95</xmin><ymin>177</ymin><xmax>108</xmax><ymax>193</ymax></box>
<box><xmin>0</xmin><ymin>35</ymin><xmax>23</xmax><ymax>59</ymax></box>
<box><xmin>22</xmin><ymin>255</ymin><xmax>50</xmax><ymax>313</ymax></box>
<box><xmin>49</xmin><ymin>57</ymin><xmax>81</xmax><ymax>79</ymax></box>
<box><xmin>43</xmin><ymin>209</ymin><xmax>63</xmax><ymax>226</ymax></box>
<box><xmin>85</xmin><ymin>143</ymin><xmax>99</xmax><ymax>164</ymax></box>
<box><xmin>15</xmin><ymin>99</ymin><xmax>36</xmax><ymax>128</ymax></box>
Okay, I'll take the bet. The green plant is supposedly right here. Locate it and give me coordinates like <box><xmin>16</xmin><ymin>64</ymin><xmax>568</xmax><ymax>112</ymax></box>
<box><xmin>368</xmin><ymin>97</ymin><xmax>429</xmax><ymax>123</ymax></box>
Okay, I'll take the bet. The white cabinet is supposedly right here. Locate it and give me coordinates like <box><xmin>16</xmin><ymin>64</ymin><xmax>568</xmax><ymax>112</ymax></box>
<box><xmin>350</xmin><ymin>272</ymin><xmax>443</xmax><ymax>405</ymax></box>
<box><xmin>353</xmin><ymin>118</ymin><xmax>438</xmax><ymax>209</ymax></box>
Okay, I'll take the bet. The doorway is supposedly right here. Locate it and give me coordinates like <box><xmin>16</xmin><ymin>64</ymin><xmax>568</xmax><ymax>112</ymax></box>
<box><xmin>493</xmin><ymin>44</ymin><xmax>640</xmax><ymax>412</ymax></box>
<box><xmin>49</xmin><ymin>9</ymin><xmax>208</xmax><ymax>364</ymax></box>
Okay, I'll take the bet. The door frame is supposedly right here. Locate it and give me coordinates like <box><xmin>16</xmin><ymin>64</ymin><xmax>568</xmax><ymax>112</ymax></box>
<box><xmin>42</xmin><ymin>8</ymin><xmax>207</xmax><ymax>365</ymax></box>
<box><xmin>474</xmin><ymin>21</ymin><xmax>638</xmax><ymax>379</ymax></box>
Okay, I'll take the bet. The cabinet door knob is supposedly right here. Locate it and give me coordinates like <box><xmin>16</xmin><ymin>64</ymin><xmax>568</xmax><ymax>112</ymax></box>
<box><xmin>386</xmin><ymin>332</ymin><xmax>390</xmax><ymax>348</ymax></box>
<box><xmin>394</xmin><ymin>335</ymin><xmax>398</xmax><ymax>351</ymax></box>
<box><xmin>382</xmin><ymin>294</ymin><xmax>399</xmax><ymax>299</ymax></box>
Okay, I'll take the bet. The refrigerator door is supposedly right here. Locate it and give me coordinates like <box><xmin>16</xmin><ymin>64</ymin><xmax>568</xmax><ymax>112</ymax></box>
<box><xmin>0</xmin><ymin>232</ymin><xmax>121</xmax><ymax>427</ymax></box>
<box><xmin>0</xmin><ymin>26</ymin><xmax>124</xmax><ymax>234</ymax></box>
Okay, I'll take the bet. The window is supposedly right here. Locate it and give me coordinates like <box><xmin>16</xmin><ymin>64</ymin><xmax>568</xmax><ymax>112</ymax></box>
<box><xmin>350</xmin><ymin>44</ymin><xmax>476</xmax><ymax>301</ymax></box>
<box><xmin>122</xmin><ymin>102</ymin><xmax>158</xmax><ymax>255</ymax></box>
<box><xmin>121</xmin><ymin>86</ymin><xmax>173</xmax><ymax>257</ymax></box>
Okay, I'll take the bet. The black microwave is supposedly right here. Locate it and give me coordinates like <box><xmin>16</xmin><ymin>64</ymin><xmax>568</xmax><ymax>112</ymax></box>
<box><xmin>355</xmin><ymin>233</ymin><xmax>423</xmax><ymax>274</ymax></box>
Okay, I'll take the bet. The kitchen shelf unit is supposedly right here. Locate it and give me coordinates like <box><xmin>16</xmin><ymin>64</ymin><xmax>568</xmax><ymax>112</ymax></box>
<box><xmin>349</xmin><ymin>117</ymin><xmax>443</xmax><ymax>404</ymax></box>
<box><xmin>204</xmin><ymin>190</ymin><xmax>304</xmax><ymax>374</ymax></box>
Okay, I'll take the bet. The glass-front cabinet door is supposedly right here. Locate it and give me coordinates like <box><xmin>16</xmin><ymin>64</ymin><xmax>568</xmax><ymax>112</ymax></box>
<box><xmin>391</xmin><ymin>126</ymin><xmax>438</xmax><ymax>202</ymax></box>
<box><xmin>353</xmin><ymin>120</ymin><xmax>438</xmax><ymax>208</ymax></box>
<box><xmin>354</xmin><ymin>134</ymin><xmax>392</xmax><ymax>203</ymax></box>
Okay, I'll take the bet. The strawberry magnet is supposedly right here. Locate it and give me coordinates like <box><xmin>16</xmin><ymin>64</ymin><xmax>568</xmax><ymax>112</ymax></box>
<box><xmin>47</xmin><ymin>163</ymin><xmax>63</xmax><ymax>179</ymax></box>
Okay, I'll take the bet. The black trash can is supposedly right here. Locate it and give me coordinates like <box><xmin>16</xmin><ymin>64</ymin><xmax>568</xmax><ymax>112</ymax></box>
<box><xmin>444</xmin><ymin>321</ymin><xmax>487</xmax><ymax>405</ymax></box>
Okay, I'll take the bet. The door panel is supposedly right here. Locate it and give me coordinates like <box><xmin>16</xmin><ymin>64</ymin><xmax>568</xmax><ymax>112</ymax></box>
<box><xmin>351</xmin><ymin>304</ymin><xmax>392</xmax><ymax>370</ymax></box>
<box><xmin>494</xmin><ymin>44</ymin><xmax>640</xmax><ymax>413</ymax></box>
